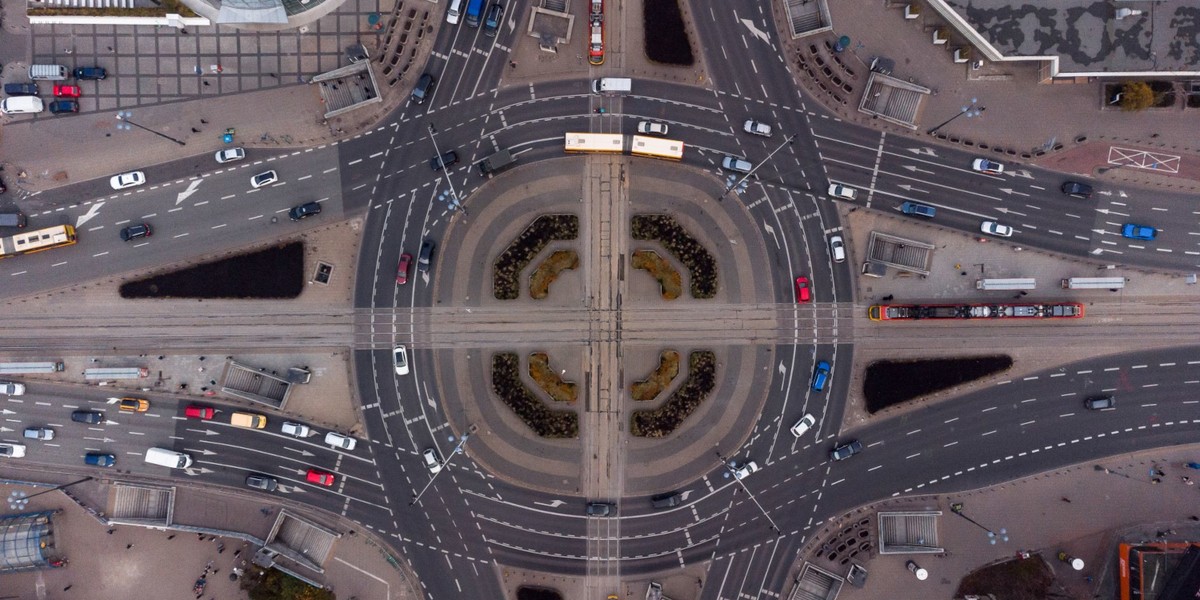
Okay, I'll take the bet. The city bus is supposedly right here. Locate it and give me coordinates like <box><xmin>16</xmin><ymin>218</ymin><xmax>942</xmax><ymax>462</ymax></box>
<box><xmin>564</xmin><ymin>133</ymin><xmax>624</xmax><ymax>154</ymax></box>
<box><xmin>630</xmin><ymin>135</ymin><xmax>684</xmax><ymax>161</ymax></box>
<box><xmin>0</xmin><ymin>225</ymin><xmax>77</xmax><ymax>258</ymax></box>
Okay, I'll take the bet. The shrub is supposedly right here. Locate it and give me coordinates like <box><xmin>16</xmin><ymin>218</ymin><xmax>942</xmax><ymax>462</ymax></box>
<box><xmin>528</xmin><ymin>352</ymin><xmax>577</xmax><ymax>402</ymax></box>
<box><xmin>493</xmin><ymin>215</ymin><xmax>579</xmax><ymax>300</ymax></box>
<box><xmin>529</xmin><ymin>250</ymin><xmax>579</xmax><ymax>300</ymax></box>
<box><xmin>631</xmin><ymin>249</ymin><xmax>682</xmax><ymax>300</ymax></box>
<box><xmin>492</xmin><ymin>353</ymin><xmax>578</xmax><ymax>438</ymax></box>
<box><xmin>631</xmin><ymin>214</ymin><xmax>717</xmax><ymax>298</ymax></box>
<box><xmin>631</xmin><ymin>350</ymin><xmax>679</xmax><ymax>401</ymax></box>
<box><xmin>630</xmin><ymin>351</ymin><xmax>715</xmax><ymax>437</ymax></box>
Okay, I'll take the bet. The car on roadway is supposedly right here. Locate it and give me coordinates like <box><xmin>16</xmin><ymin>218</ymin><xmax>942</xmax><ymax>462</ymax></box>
<box><xmin>730</xmin><ymin>460</ymin><xmax>759</xmax><ymax>480</ymax></box>
<box><xmin>71</xmin><ymin>410</ymin><xmax>104</xmax><ymax>424</ymax></box>
<box><xmin>23</xmin><ymin>427</ymin><xmax>54</xmax><ymax>440</ymax></box>
<box><xmin>810</xmin><ymin>360</ymin><xmax>831</xmax><ymax>392</ymax></box>
<box><xmin>52</xmin><ymin>84</ymin><xmax>81</xmax><ymax>97</ymax></box>
<box><xmin>586</xmin><ymin>501</ymin><xmax>617</xmax><ymax>516</ymax></box>
<box><xmin>306</xmin><ymin>468</ymin><xmax>335</xmax><ymax>487</ymax></box>
<box><xmin>109</xmin><ymin>170</ymin><xmax>146</xmax><ymax>190</ymax></box>
<box><xmin>430</xmin><ymin>150</ymin><xmax>459</xmax><ymax>171</ymax></box>
<box><xmin>721</xmin><ymin>156</ymin><xmax>752</xmax><ymax>173</ymax></box>
<box><xmin>250</xmin><ymin>170</ymin><xmax>278</xmax><ymax>188</ymax></box>
<box><xmin>1121</xmin><ymin>223</ymin><xmax>1157</xmax><ymax>241</ymax></box>
<box><xmin>790</xmin><ymin>414</ymin><xmax>816</xmax><ymax>438</ymax></box>
<box><xmin>118</xmin><ymin>397</ymin><xmax>149</xmax><ymax>412</ymax></box>
<box><xmin>418</xmin><ymin>239</ymin><xmax>435</xmax><ymax>274</ymax></box>
<box><xmin>971</xmin><ymin>158</ymin><xmax>1004</xmax><ymax>175</ymax></box>
<box><xmin>73</xmin><ymin>66</ymin><xmax>107</xmax><ymax>80</ymax></box>
<box><xmin>830</xmin><ymin>439</ymin><xmax>863</xmax><ymax>461</ymax></box>
<box><xmin>423</xmin><ymin>447</ymin><xmax>442</xmax><ymax>473</ymax></box>
<box><xmin>245</xmin><ymin>473</ymin><xmax>279</xmax><ymax>491</ymax></box>
<box><xmin>1085</xmin><ymin>395</ymin><xmax>1116</xmax><ymax>410</ymax></box>
<box><xmin>120</xmin><ymin>223</ymin><xmax>152</xmax><ymax>241</ymax></box>
<box><xmin>411</xmin><ymin>73</ymin><xmax>435</xmax><ymax>105</ymax></box>
<box><xmin>281</xmin><ymin>422</ymin><xmax>311</xmax><ymax>437</ymax></box>
<box><xmin>184</xmin><ymin>405</ymin><xmax>215</xmax><ymax>420</ymax></box>
<box><xmin>48</xmin><ymin>100</ymin><xmax>79</xmax><ymax>114</ymax></box>
<box><xmin>651</xmin><ymin>491</ymin><xmax>683</xmax><ymax>509</ymax></box>
<box><xmin>0</xmin><ymin>443</ymin><xmax>27</xmax><ymax>458</ymax></box>
<box><xmin>396</xmin><ymin>253</ymin><xmax>412</xmax><ymax>285</ymax></box>
<box><xmin>794</xmin><ymin>276</ymin><xmax>811</xmax><ymax>303</ymax></box>
<box><xmin>325</xmin><ymin>432</ymin><xmax>357</xmax><ymax>451</ymax></box>
<box><xmin>288</xmin><ymin>201</ymin><xmax>322</xmax><ymax>221</ymax></box>
<box><xmin>394</xmin><ymin>345</ymin><xmax>410</xmax><ymax>376</ymax></box>
<box><xmin>827</xmin><ymin>183</ymin><xmax>858</xmax><ymax>200</ymax></box>
<box><xmin>637</xmin><ymin>121</ymin><xmax>669</xmax><ymax>136</ymax></box>
<box><xmin>214</xmin><ymin>147</ymin><xmax>246</xmax><ymax>163</ymax></box>
<box><xmin>84</xmin><ymin>453</ymin><xmax>116</xmax><ymax>467</ymax></box>
<box><xmin>0</xmin><ymin>381</ymin><xmax>26</xmax><ymax>396</ymax></box>
<box><xmin>1060</xmin><ymin>181</ymin><xmax>1093</xmax><ymax>199</ymax></box>
<box><xmin>980</xmin><ymin>221</ymin><xmax>1013</xmax><ymax>238</ymax></box>
<box><xmin>483</xmin><ymin>2</ymin><xmax>504</xmax><ymax>36</ymax></box>
<box><xmin>743</xmin><ymin>119</ymin><xmax>773</xmax><ymax>137</ymax></box>
<box><xmin>829</xmin><ymin>235</ymin><xmax>846</xmax><ymax>263</ymax></box>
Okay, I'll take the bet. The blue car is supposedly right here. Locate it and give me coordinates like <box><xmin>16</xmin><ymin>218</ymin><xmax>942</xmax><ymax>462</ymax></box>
<box><xmin>84</xmin><ymin>453</ymin><xmax>115</xmax><ymax>467</ymax></box>
<box><xmin>1121</xmin><ymin>223</ymin><xmax>1156</xmax><ymax>241</ymax></box>
<box><xmin>811</xmin><ymin>361</ymin><xmax>831</xmax><ymax>392</ymax></box>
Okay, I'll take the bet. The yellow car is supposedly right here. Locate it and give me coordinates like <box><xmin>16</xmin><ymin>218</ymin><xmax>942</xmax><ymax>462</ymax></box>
<box><xmin>118</xmin><ymin>397</ymin><xmax>149</xmax><ymax>413</ymax></box>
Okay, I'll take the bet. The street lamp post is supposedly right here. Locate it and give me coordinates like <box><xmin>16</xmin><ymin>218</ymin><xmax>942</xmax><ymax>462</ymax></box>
<box><xmin>411</xmin><ymin>428</ymin><xmax>473</xmax><ymax>505</ymax></box>
<box><xmin>115</xmin><ymin>111</ymin><xmax>187</xmax><ymax>146</ymax></box>
<box><xmin>718</xmin><ymin>133</ymin><xmax>797</xmax><ymax>202</ymax></box>
<box><xmin>926</xmin><ymin>99</ymin><xmax>985</xmax><ymax>136</ymax></box>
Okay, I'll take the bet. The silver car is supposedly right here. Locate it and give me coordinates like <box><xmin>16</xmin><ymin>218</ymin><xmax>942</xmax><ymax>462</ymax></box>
<box><xmin>324</xmin><ymin>432</ymin><xmax>357</xmax><ymax>451</ymax></box>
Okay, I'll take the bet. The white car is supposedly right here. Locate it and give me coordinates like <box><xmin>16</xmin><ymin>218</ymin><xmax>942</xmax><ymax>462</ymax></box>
<box><xmin>980</xmin><ymin>221</ymin><xmax>1014</xmax><ymax>237</ymax></box>
<box><xmin>423</xmin><ymin>447</ymin><xmax>442</xmax><ymax>473</ymax></box>
<box><xmin>721</xmin><ymin>156</ymin><xmax>752</xmax><ymax>174</ymax></box>
<box><xmin>215</xmin><ymin>147</ymin><xmax>246</xmax><ymax>164</ymax></box>
<box><xmin>829</xmin><ymin>236</ymin><xmax>846</xmax><ymax>263</ymax></box>
<box><xmin>394</xmin><ymin>345</ymin><xmax>410</xmax><ymax>376</ymax></box>
<box><xmin>281</xmin><ymin>422</ymin><xmax>311</xmax><ymax>437</ymax></box>
<box><xmin>0</xmin><ymin>381</ymin><xmax>26</xmax><ymax>396</ymax></box>
<box><xmin>250</xmin><ymin>170</ymin><xmax>278</xmax><ymax>188</ymax></box>
<box><xmin>23</xmin><ymin>427</ymin><xmax>54</xmax><ymax>441</ymax></box>
<box><xmin>971</xmin><ymin>158</ymin><xmax>1004</xmax><ymax>175</ymax></box>
<box><xmin>743</xmin><ymin>120</ymin><xmax>773</xmax><ymax>137</ymax></box>
<box><xmin>790</xmin><ymin>414</ymin><xmax>816</xmax><ymax>438</ymax></box>
<box><xmin>109</xmin><ymin>171</ymin><xmax>146</xmax><ymax>190</ymax></box>
<box><xmin>731</xmin><ymin>460</ymin><xmax>759</xmax><ymax>480</ymax></box>
<box><xmin>324</xmin><ymin>432</ymin><xmax>357</xmax><ymax>451</ymax></box>
<box><xmin>827</xmin><ymin>183</ymin><xmax>858</xmax><ymax>200</ymax></box>
<box><xmin>637</xmin><ymin>121</ymin><xmax>669</xmax><ymax>136</ymax></box>
<box><xmin>0</xmin><ymin>443</ymin><xmax>27</xmax><ymax>458</ymax></box>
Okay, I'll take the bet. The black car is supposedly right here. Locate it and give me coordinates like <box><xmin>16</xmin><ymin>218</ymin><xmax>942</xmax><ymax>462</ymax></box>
<box><xmin>120</xmin><ymin>223</ymin><xmax>151</xmax><ymax>241</ymax></box>
<box><xmin>48</xmin><ymin>100</ymin><xmax>79</xmax><ymax>114</ymax></box>
<box><xmin>4</xmin><ymin>83</ymin><xmax>38</xmax><ymax>96</ymax></box>
<box><xmin>586</xmin><ymin>502</ymin><xmax>616</xmax><ymax>517</ymax></box>
<box><xmin>417</xmin><ymin>239</ymin><xmax>435</xmax><ymax>273</ymax></box>
<box><xmin>1060</xmin><ymin>181</ymin><xmax>1094</xmax><ymax>199</ymax></box>
<box><xmin>71</xmin><ymin>410</ymin><xmax>104</xmax><ymax>424</ymax></box>
<box><xmin>245</xmin><ymin>473</ymin><xmax>279</xmax><ymax>491</ymax></box>
<box><xmin>74</xmin><ymin>66</ymin><xmax>107</xmax><ymax>80</ymax></box>
<box><xmin>650</xmin><ymin>491</ymin><xmax>682</xmax><ymax>509</ymax></box>
<box><xmin>411</xmin><ymin>73</ymin><xmax>435</xmax><ymax>105</ymax></box>
<box><xmin>830</xmin><ymin>439</ymin><xmax>863</xmax><ymax>461</ymax></box>
<box><xmin>483</xmin><ymin>2</ymin><xmax>504</xmax><ymax>37</ymax></box>
<box><xmin>288</xmin><ymin>201</ymin><xmax>322</xmax><ymax>221</ymax></box>
<box><xmin>430</xmin><ymin>150</ymin><xmax>459</xmax><ymax>171</ymax></box>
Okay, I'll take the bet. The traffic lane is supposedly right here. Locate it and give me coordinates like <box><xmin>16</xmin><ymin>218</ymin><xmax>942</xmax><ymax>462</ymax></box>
<box><xmin>3</xmin><ymin>392</ymin><xmax>173</xmax><ymax>467</ymax></box>
<box><xmin>1089</xmin><ymin>205</ymin><xmax>1197</xmax><ymax>267</ymax></box>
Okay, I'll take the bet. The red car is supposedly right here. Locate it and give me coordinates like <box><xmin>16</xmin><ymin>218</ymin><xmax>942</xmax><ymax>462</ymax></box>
<box><xmin>53</xmin><ymin>84</ymin><xmax>82</xmax><ymax>98</ymax></box>
<box><xmin>396</xmin><ymin>253</ymin><xmax>412</xmax><ymax>285</ymax></box>
<box><xmin>306</xmin><ymin>468</ymin><xmax>335</xmax><ymax>486</ymax></box>
<box><xmin>794</xmin><ymin>276</ymin><xmax>811</xmax><ymax>303</ymax></box>
<box><xmin>184</xmin><ymin>405</ymin><xmax>215</xmax><ymax>420</ymax></box>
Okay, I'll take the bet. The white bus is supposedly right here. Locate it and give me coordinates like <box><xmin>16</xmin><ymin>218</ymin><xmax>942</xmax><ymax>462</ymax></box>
<box><xmin>630</xmin><ymin>135</ymin><xmax>684</xmax><ymax>161</ymax></box>
<box><xmin>564</xmin><ymin>133</ymin><xmax>624</xmax><ymax>154</ymax></box>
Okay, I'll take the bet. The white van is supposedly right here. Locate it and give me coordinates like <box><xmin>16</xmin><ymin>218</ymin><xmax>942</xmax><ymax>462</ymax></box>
<box><xmin>446</xmin><ymin>0</ymin><xmax>463</xmax><ymax>24</ymax></box>
<box><xmin>144</xmin><ymin>447</ymin><xmax>193</xmax><ymax>469</ymax></box>
<box><xmin>591</xmin><ymin>77</ymin><xmax>631</xmax><ymax>94</ymax></box>
<box><xmin>28</xmin><ymin>64</ymin><xmax>68</xmax><ymax>81</ymax></box>
<box><xmin>1</xmin><ymin>96</ymin><xmax>44</xmax><ymax>115</ymax></box>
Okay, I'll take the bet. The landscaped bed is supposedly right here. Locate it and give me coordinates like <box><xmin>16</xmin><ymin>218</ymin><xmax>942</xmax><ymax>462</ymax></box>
<box><xmin>863</xmin><ymin>355</ymin><xmax>1013</xmax><ymax>413</ymax></box>
<box><xmin>492</xmin><ymin>353</ymin><xmax>579</xmax><ymax>438</ymax></box>
<box><xmin>642</xmin><ymin>0</ymin><xmax>695</xmax><ymax>66</ymax></box>
<box><xmin>631</xmin><ymin>350</ymin><xmax>680</xmax><ymax>401</ymax></box>
<box><xmin>529</xmin><ymin>352</ymin><xmax>577</xmax><ymax>402</ymax></box>
<box><xmin>631</xmin><ymin>350</ymin><xmax>715</xmax><ymax>437</ymax></box>
<box><xmin>632</xmin><ymin>250</ymin><xmax>682</xmax><ymax>300</ymax></box>
<box><xmin>631</xmin><ymin>214</ymin><xmax>717</xmax><ymax>298</ymax></box>
<box><xmin>494</xmin><ymin>215</ymin><xmax>579</xmax><ymax>300</ymax></box>
<box><xmin>529</xmin><ymin>250</ymin><xmax>579</xmax><ymax>300</ymax></box>
<box><xmin>120</xmin><ymin>242</ymin><xmax>304</xmax><ymax>299</ymax></box>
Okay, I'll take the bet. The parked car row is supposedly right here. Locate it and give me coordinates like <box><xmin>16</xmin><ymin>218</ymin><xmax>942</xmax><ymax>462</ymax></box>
<box><xmin>1</xmin><ymin>66</ymin><xmax>106</xmax><ymax>115</ymax></box>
